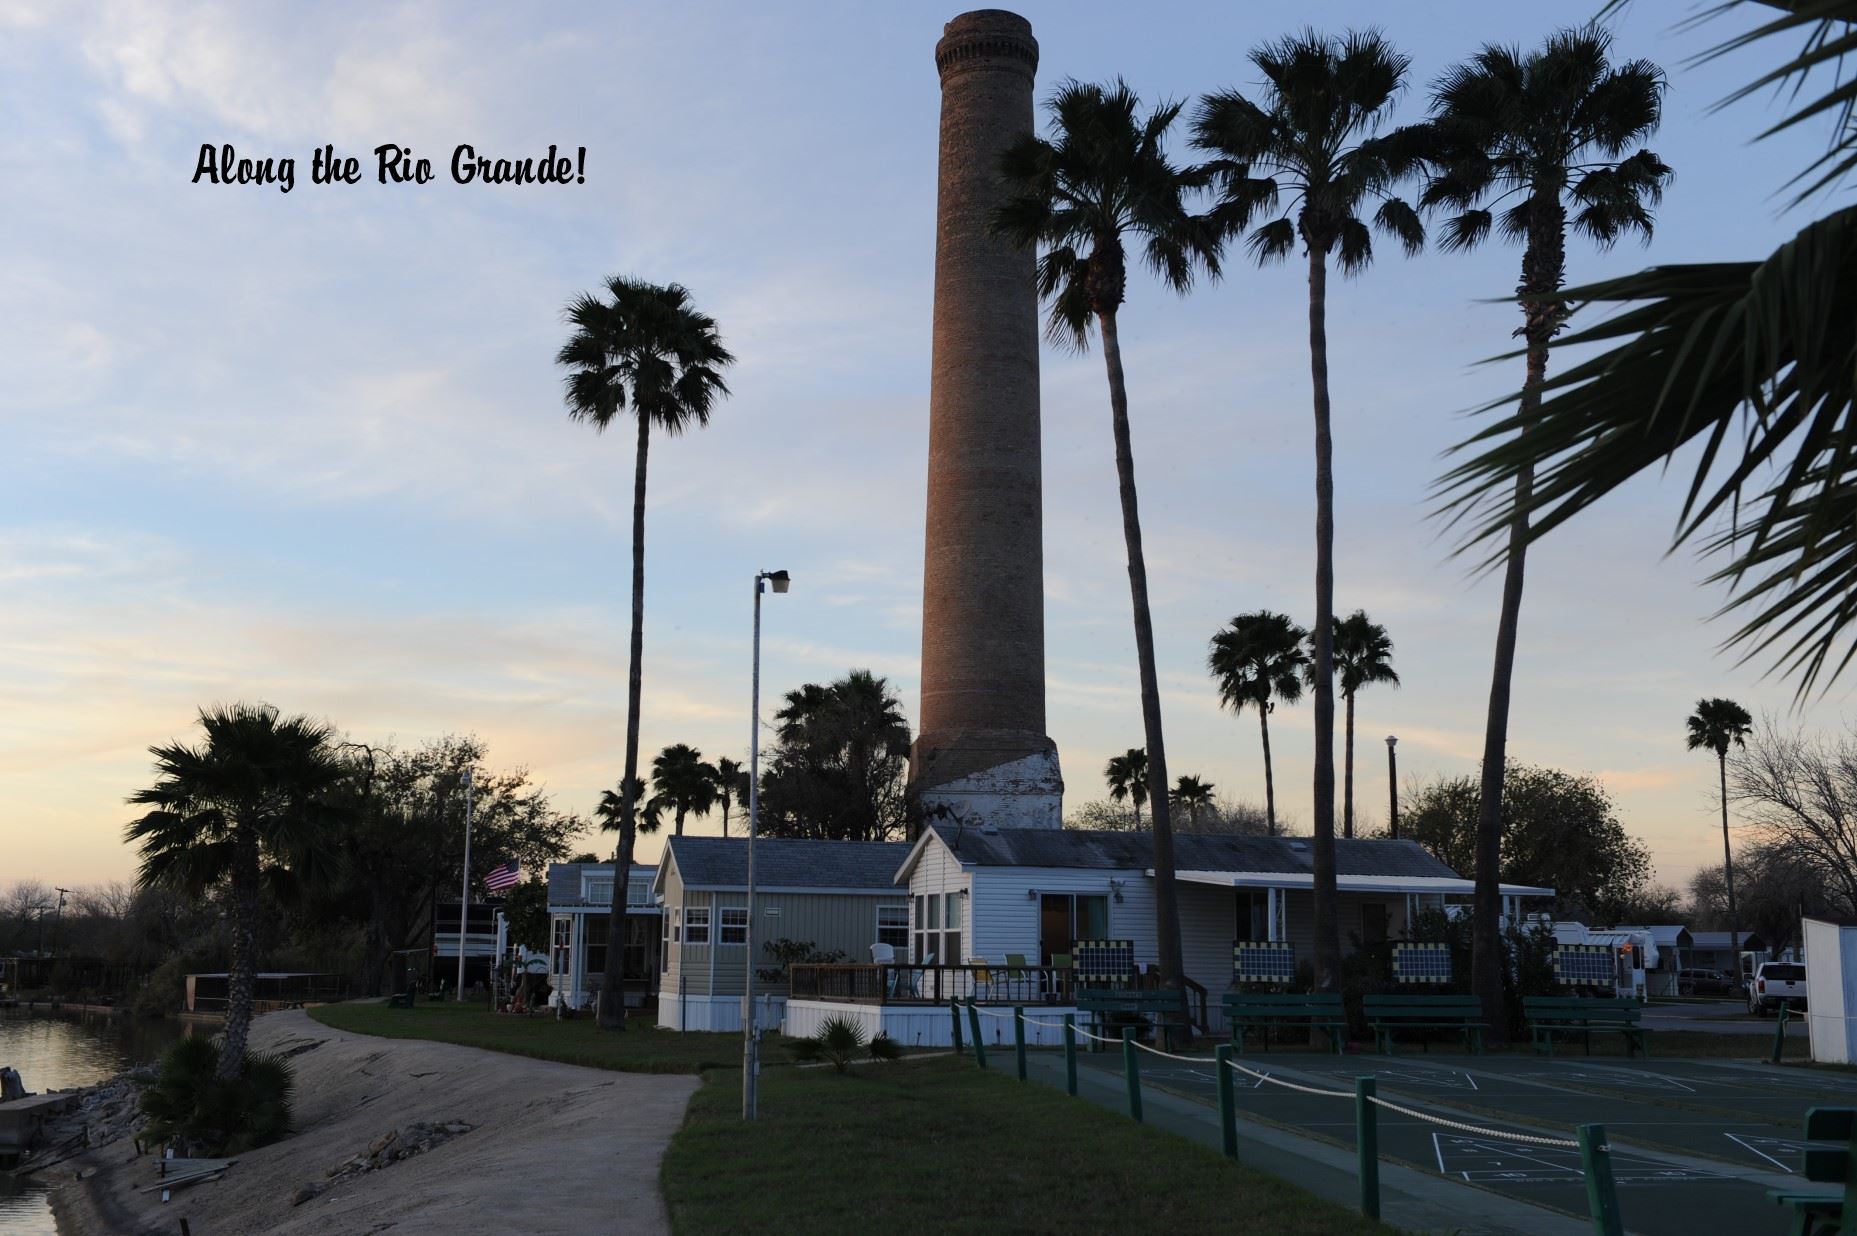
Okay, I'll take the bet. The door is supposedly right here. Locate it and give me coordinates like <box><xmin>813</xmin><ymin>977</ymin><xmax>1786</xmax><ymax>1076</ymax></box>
<box><xmin>1039</xmin><ymin>894</ymin><xmax>1072</xmax><ymax>966</ymax></box>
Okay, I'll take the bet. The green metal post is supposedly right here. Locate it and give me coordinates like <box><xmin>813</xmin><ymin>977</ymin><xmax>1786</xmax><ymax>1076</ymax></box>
<box><xmin>1216</xmin><ymin>1043</ymin><xmax>1238</xmax><ymax>1160</ymax></box>
<box><xmin>967</xmin><ymin>1000</ymin><xmax>986</xmax><ymax>1069</ymax></box>
<box><xmin>950</xmin><ymin>1001</ymin><xmax>964</xmax><ymax>1055</ymax></box>
<box><xmin>1772</xmin><ymin>1002</ymin><xmax>1789</xmax><ymax>1065</ymax></box>
<box><xmin>1121</xmin><ymin>1026</ymin><xmax>1143</xmax><ymax>1123</ymax></box>
<box><xmin>1063</xmin><ymin>1015</ymin><xmax>1078</xmax><ymax>1097</ymax></box>
<box><xmin>1014</xmin><ymin>1006</ymin><xmax>1027</xmax><ymax>1081</ymax></box>
<box><xmin>1578</xmin><ymin>1124</ymin><xmax>1624</xmax><ymax>1236</ymax></box>
<box><xmin>1355</xmin><ymin>1077</ymin><xmax>1380</xmax><ymax>1220</ymax></box>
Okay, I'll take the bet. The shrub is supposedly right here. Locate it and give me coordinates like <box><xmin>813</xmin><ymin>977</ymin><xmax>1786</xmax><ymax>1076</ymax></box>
<box><xmin>789</xmin><ymin>1016</ymin><xmax>899</xmax><ymax>1073</ymax></box>
<box><xmin>140</xmin><ymin>1038</ymin><xmax>295</xmax><ymax>1154</ymax></box>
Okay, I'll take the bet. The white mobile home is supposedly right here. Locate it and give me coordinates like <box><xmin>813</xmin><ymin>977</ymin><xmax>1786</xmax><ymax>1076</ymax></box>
<box><xmin>653</xmin><ymin>836</ymin><xmax>911</xmax><ymax>1032</ymax></box>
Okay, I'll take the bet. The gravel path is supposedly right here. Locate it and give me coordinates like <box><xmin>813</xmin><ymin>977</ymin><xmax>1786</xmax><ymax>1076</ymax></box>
<box><xmin>49</xmin><ymin>1007</ymin><xmax>699</xmax><ymax>1235</ymax></box>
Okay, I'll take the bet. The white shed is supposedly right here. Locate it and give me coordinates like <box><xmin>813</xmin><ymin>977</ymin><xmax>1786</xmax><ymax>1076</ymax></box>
<box><xmin>1803</xmin><ymin>917</ymin><xmax>1856</xmax><ymax>1063</ymax></box>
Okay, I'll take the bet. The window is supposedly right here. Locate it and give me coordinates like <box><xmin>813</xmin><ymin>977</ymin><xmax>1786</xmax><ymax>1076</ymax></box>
<box><xmin>552</xmin><ymin>918</ymin><xmax>572</xmax><ymax>976</ymax></box>
<box><xmin>660</xmin><ymin>912</ymin><xmax>671</xmax><ymax>973</ymax></box>
<box><xmin>626</xmin><ymin>873</ymin><xmax>653</xmax><ymax>906</ymax></box>
<box><xmin>672</xmin><ymin>907</ymin><xmax>682</xmax><ymax>944</ymax></box>
<box><xmin>942</xmin><ymin>891</ymin><xmax>963</xmax><ymax>963</ymax></box>
<box><xmin>720</xmin><ymin>907</ymin><xmax>748</xmax><ymax>945</ymax></box>
<box><xmin>586</xmin><ymin>877</ymin><xmax>614</xmax><ymax>905</ymax></box>
<box><xmin>686</xmin><ymin>906</ymin><xmax>711</xmax><ymax>945</ymax></box>
<box><xmin>877</xmin><ymin>905</ymin><xmax>908</xmax><ymax>950</ymax></box>
<box><xmin>585</xmin><ymin>915</ymin><xmax>610</xmax><ymax>975</ymax></box>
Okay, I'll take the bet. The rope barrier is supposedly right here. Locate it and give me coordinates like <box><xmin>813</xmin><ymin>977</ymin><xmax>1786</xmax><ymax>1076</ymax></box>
<box><xmin>970</xmin><ymin>1005</ymin><xmax>1015</xmax><ymax>1021</ymax></box>
<box><xmin>1365</xmin><ymin>1094</ymin><xmax>1581</xmax><ymax>1148</ymax></box>
<box><xmin>1073</xmin><ymin>1025</ymin><xmax>1124</xmax><ymax>1045</ymax></box>
<box><xmin>1220</xmin><ymin>1058</ymin><xmax>1581</xmax><ymax>1148</ymax></box>
<box><xmin>1130</xmin><ymin>1039</ymin><xmax>1220</xmax><ymax>1065</ymax></box>
<box><xmin>1224</xmin><ymin>1058</ymin><xmax>1354</xmax><ymax>1099</ymax></box>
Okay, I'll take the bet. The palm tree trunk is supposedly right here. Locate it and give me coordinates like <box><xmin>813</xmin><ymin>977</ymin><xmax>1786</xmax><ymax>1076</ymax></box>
<box><xmin>217</xmin><ymin>831</ymin><xmax>260</xmax><ymax>1080</ymax></box>
<box><xmin>1098</xmin><ymin>308</ymin><xmax>1185</xmax><ymax>1004</ymax></box>
<box><xmin>1720</xmin><ymin>752</ymin><xmax>1741</xmax><ymax>967</ymax></box>
<box><xmin>1344</xmin><ymin>690</ymin><xmax>1356</xmax><ymax>840</ymax></box>
<box><xmin>675</xmin><ymin>806</ymin><xmax>687</xmax><ymax>837</ymax></box>
<box><xmin>721</xmin><ymin>801</ymin><xmax>730</xmax><ymax>840</ymax></box>
<box><xmin>598</xmin><ymin>413</ymin><xmax>652</xmax><ymax>1032</ymax></box>
<box><xmin>1306</xmin><ymin>245</ymin><xmax>1341</xmax><ymax>993</ymax></box>
<box><xmin>1472</xmin><ymin>196</ymin><xmax>1564</xmax><ymax>1045</ymax></box>
<box><xmin>1259</xmin><ymin>708</ymin><xmax>1276</xmax><ymax>836</ymax></box>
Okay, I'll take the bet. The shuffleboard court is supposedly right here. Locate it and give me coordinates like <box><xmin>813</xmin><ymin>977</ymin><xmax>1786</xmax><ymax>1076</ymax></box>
<box><xmin>1079</xmin><ymin>1049</ymin><xmax>1822</xmax><ymax>1235</ymax></box>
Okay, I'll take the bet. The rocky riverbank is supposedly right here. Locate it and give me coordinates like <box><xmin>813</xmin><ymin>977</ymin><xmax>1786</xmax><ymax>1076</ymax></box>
<box><xmin>47</xmin><ymin>1007</ymin><xmax>699</xmax><ymax>1235</ymax></box>
<box><xmin>8</xmin><ymin>1067</ymin><xmax>152</xmax><ymax>1174</ymax></box>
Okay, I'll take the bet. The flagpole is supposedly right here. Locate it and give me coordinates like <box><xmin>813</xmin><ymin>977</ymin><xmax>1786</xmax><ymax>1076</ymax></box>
<box><xmin>456</xmin><ymin>768</ymin><xmax>474</xmax><ymax>1000</ymax></box>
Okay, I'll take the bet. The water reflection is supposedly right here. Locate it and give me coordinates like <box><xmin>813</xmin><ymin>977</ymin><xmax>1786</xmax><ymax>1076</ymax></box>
<box><xmin>0</xmin><ymin>1011</ymin><xmax>192</xmax><ymax>1235</ymax></box>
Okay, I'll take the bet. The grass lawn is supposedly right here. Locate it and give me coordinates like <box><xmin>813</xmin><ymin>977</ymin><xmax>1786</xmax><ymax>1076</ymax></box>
<box><xmin>661</xmin><ymin>1055</ymin><xmax>1389</xmax><ymax>1235</ymax></box>
<box><xmin>307</xmin><ymin>1000</ymin><xmax>785</xmax><ymax>1073</ymax></box>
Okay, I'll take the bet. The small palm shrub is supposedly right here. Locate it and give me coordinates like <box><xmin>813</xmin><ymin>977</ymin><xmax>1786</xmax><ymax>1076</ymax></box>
<box><xmin>789</xmin><ymin>1015</ymin><xmax>900</xmax><ymax>1073</ymax></box>
<box><xmin>141</xmin><ymin>1037</ymin><xmax>295</xmax><ymax>1154</ymax></box>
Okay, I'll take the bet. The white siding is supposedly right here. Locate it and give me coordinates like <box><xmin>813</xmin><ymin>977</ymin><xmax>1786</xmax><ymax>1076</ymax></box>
<box><xmin>969</xmin><ymin>865</ymin><xmax>1152</xmax><ymax>964</ymax></box>
<box><xmin>785</xmin><ymin>998</ymin><xmax>1081</xmax><ymax>1048</ymax></box>
<box><xmin>905</xmin><ymin>836</ymin><xmax>972</xmax><ymax>962</ymax></box>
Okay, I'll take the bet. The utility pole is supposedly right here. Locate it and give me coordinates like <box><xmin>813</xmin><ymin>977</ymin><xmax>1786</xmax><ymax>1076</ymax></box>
<box><xmin>456</xmin><ymin>769</ymin><xmax>475</xmax><ymax>1000</ymax></box>
<box><xmin>1385</xmin><ymin>737</ymin><xmax>1399</xmax><ymax>840</ymax></box>
<box><xmin>743</xmin><ymin>569</ymin><xmax>788</xmax><ymax>1121</ymax></box>
<box><xmin>50</xmin><ymin>889</ymin><xmax>68</xmax><ymax>959</ymax></box>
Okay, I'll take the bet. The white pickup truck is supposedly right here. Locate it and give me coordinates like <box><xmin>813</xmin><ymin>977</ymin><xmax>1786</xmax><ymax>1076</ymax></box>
<box><xmin>1748</xmin><ymin>961</ymin><xmax>1808</xmax><ymax>1016</ymax></box>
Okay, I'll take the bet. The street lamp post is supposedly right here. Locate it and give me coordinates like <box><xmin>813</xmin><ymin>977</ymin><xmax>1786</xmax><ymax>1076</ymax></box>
<box><xmin>743</xmin><ymin>569</ymin><xmax>788</xmax><ymax>1121</ymax></box>
<box><xmin>456</xmin><ymin>768</ymin><xmax>475</xmax><ymax>1000</ymax></box>
<box><xmin>1385</xmin><ymin>736</ymin><xmax>1399</xmax><ymax>840</ymax></box>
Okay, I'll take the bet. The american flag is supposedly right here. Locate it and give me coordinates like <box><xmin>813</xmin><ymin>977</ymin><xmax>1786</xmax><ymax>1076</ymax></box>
<box><xmin>483</xmin><ymin>859</ymin><xmax>521</xmax><ymax>892</ymax></box>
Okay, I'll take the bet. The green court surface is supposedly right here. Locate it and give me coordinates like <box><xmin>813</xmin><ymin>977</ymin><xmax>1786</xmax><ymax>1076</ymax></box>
<box><xmin>1076</xmin><ymin>1048</ymin><xmax>1857</xmax><ymax>1235</ymax></box>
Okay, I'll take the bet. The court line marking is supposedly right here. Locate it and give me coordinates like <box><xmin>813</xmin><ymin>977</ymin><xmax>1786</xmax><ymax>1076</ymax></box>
<box><xmin>1726</xmin><ymin>1132</ymin><xmax>1807</xmax><ymax>1173</ymax></box>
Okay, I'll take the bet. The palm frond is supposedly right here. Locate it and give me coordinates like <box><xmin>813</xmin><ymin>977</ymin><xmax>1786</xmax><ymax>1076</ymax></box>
<box><xmin>1439</xmin><ymin>205</ymin><xmax>1857</xmax><ymax>694</ymax></box>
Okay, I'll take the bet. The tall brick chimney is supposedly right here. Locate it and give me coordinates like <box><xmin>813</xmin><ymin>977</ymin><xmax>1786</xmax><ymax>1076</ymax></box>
<box><xmin>909</xmin><ymin>10</ymin><xmax>1063</xmax><ymax>830</ymax></box>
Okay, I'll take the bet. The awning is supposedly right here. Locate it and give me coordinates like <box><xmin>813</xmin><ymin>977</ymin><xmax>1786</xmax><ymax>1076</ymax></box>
<box><xmin>1159</xmin><ymin>869</ymin><xmax>1555</xmax><ymax>898</ymax></box>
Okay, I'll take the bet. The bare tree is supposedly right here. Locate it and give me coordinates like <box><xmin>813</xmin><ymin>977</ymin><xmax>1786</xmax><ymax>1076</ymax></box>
<box><xmin>1730</xmin><ymin>719</ymin><xmax>1857</xmax><ymax>916</ymax></box>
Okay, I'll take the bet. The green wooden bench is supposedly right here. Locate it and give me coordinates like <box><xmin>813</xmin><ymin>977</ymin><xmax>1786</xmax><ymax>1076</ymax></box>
<box><xmin>1769</xmin><ymin>1107</ymin><xmax>1857</xmax><ymax>1236</ymax></box>
<box><xmin>1224</xmin><ymin>992</ymin><xmax>1347</xmax><ymax>1055</ymax></box>
<box><xmin>1363</xmin><ymin>993</ymin><xmax>1486</xmax><ymax>1054</ymax></box>
<box><xmin>1076</xmin><ymin>988</ymin><xmax>1186</xmax><ymax>1050</ymax></box>
<box><xmin>1523</xmin><ymin>996</ymin><xmax>1649</xmax><ymax>1057</ymax></box>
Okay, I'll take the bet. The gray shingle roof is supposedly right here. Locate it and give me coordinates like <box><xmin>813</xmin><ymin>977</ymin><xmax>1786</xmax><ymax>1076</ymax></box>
<box><xmin>546</xmin><ymin>861</ymin><xmax>656</xmax><ymax>908</ymax></box>
<box><xmin>927</xmin><ymin>825</ymin><xmax>1463</xmax><ymax>879</ymax></box>
<box><xmin>667</xmin><ymin>836</ymin><xmax>912</xmax><ymax>891</ymax></box>
<box><xmin>1688</xmin><ymin>930</ymin><xmax>1765</xmax><ymax>950</ymax></box>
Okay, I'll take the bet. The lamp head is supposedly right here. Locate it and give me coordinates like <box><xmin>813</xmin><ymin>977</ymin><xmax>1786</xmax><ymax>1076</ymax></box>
<box><xmin>1385</xmin><ymin>735</ymin><xmax>1397</xmax><ymax>749</ymax></box>
<box><xmin>764</xmin><ymin>569</ymin><xmax>790</xmax><ymax>594</ymax></box>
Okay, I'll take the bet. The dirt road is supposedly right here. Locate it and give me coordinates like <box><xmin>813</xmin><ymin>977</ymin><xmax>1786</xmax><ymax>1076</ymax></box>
<box><xmin>50</xmin><ymin>1007</ymin><xmax>699</xmax><ymax>1235</ymax></box>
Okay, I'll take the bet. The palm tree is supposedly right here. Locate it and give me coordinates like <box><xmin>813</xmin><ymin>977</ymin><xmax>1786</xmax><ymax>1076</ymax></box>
<box><xmin>558</xmin><ymin>275</ymin><xmax>733</xmax><ymax>1030</ymax></box>
<box><xmin>1105</xmin><ymin>749</ymin><xmax>1150</xmax><ymax>827</ymax></box>
<box><xmin>1687</xmin><ymin>698</ymin><xmax>1754</xmax><ymax>969</ymax></box>
<box><xmin>649</xmin><ymin>744</ymin><xmax>718</xmax><ymax>837</ymax></box>
<box><xmin>1440</xmin><ymin>5</ymin><xmax>1855</xmax><ymax>698</ymax></box>
<box><xmin>1207</xmin><ymin>611</ymin><xmax>1310</xmax><ymax>835</ymax></box>
<box><xmin>1195</xmin><ymin>31</ymin><xmax>1428</xmax><ymax>991</ymax></box>
<box><xmin>1315</xmin><ymin>610</ymin><xmax>1400</xmax><ymax>839</ymax></box>
<box><xmin>713</xmin><ymin>757</ymin><xmax>744</xmax><ymax>839</ymax></box>
<box><xmin>125</xmin><ymin>704</ymin><xmax>346</xmax><ymax>1079</ymax></box>
<box><xmin>597</xmin><ymin>776</ymin><xmax>660</xmax><ymax>837</ymax></box>
<box><xmin>1423</xmin><ymin>28</ymin><xmax>1669</xmax><ymax>1034</ymax></box>
<box><xmin>995</xmin><ymin>79</ymin><xmax>1219</xmax><ymax>1001</ymax></box>
<box><xmin>1173</xmin><ymin>775</ymin><xmax>1216</xmax><ymax>827</ymax></box>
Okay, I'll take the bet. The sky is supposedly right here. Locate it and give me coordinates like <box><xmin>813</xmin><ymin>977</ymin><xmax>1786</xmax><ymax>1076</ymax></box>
<box><xmin>1</xmin><ymin>0</ymin><xmax>1848</xmax><ymax>896</ymax></box>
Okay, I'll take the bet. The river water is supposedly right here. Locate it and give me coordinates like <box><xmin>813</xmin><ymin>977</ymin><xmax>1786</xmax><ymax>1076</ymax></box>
<box><xmin>0</xmin><ymin>1010</ymin><xmax>190</xmax><ymax>1234</ymax></box>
